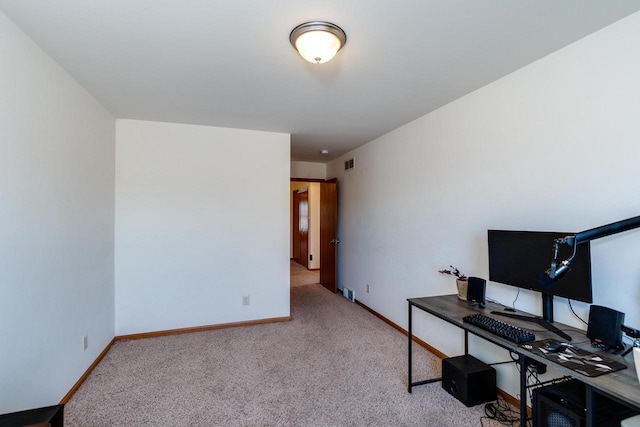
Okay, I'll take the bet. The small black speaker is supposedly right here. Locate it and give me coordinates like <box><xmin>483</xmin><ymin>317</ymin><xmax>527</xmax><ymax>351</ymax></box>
<box><xmin>587</xmin><ymin>305</ymin><xmax>625</xmax><ymax>350</ymax></box>
<box><xmin>442</xmin><ymin>354</ymin><xmax>496</xmax><ymax>407</ymax></box>
<box><xmin>467</xmin><ymin>277</ymin><xmax>486</xmax><ymax>308</ymax></box>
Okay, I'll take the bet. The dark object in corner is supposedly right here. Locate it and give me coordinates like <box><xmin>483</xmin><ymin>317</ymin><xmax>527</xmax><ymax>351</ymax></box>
<box><xmin>533</xmin><ymin>379</ymin><xmax>639</xmax><ymax>427</ymax></box>
<box><xmin>0</xmin><ymin>404</ymin><xmax>63</xmax><ymax>427</ymax></box>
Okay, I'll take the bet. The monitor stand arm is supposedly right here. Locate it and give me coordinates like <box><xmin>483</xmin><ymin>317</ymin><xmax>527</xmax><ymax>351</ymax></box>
<box><xmin>492</xmin><ymin>293</ymin><xmax>571</xmax><ymax>341</ymax></box>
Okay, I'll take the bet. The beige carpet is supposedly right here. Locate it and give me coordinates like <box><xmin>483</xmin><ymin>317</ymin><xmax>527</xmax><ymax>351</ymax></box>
<box><xmin>290</xmin><ymin>260</ymin><xmax>319</xmax><ymax>287</ymax></box>
<box><xmin>64</xmin><ymin>265</ymin><xmax>512</xmax><ymax>426</ymax></box>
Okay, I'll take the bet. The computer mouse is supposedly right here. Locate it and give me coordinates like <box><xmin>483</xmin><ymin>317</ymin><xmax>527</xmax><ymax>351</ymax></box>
<box><xmin>542</xmin><ymin>340</ymin><xmax>564</xmax><ymax>353</ymax></box>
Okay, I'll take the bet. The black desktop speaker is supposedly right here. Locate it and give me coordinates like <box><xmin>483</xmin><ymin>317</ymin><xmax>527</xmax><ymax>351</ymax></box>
<box><xmin>442</xmin><ymin>354</ymin><xmax>496</xmax><ymax>407</ymax></box>
<box><xmin>466</xmin><ymin>277</ymin><xmax>486</xmax><ymax>308</ymax></box>
<box><xmin>587</xmin><ymin>305</ymin><xmax>625</xmax><ymax>350</ymax></box>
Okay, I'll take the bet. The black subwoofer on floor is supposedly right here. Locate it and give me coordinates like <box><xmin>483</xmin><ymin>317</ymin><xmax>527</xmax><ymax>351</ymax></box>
<box><xmin>441</xmin><ymin>354</ymin><xmax>496</xmax><ymax>407</ymax></box>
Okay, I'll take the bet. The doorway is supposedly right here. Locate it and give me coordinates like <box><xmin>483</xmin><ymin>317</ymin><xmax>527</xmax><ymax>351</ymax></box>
<box><xmin>291</xmin><ymin>182</ymin><xmax>316</xmax><ymax>270</ymax></box>
<box><xmin>290</xmin><ymin>179</ymin><xmax>338</xmax><ymax>293</ymax></box>
<box><xmin>292</xmin><ymin>187</ymin><xmax>309</xmax><ymax>268</ymax></box>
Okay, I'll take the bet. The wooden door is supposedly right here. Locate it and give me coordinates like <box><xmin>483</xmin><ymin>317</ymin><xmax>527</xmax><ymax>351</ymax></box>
<box><xmin>292</xmin><ymin>190</ymin><xmax>300</xmax><ymax>263</ymax></box>
<box><xmin>320</xmin><ymin>179</ymin><xmax>338</xmax><ymax>293</ymax></box>
<box><xmin>298</xmin><ymin>189</ymin><xmax>309</xmax><ymax>268</ymax></box>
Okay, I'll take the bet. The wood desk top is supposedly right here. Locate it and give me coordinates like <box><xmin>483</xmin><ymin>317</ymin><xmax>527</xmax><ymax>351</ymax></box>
<box><xmin>408</xmin><ymin>294</ymin><xmax>640</xmax><ymax>410</ymax></box>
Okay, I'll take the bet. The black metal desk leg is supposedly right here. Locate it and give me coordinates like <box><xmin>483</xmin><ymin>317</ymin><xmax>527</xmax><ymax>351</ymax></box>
<box><xmin>408</xmin><ymin>301</ymin><xmax>412</xmax><ymax>393</ymax></box>
<box><xmin>585</xmin><ymin>384</ymin><xmax>595</xmax><ymax>427</ymax></box>
<box><xmin>464</xmin><ymin>330</ymin><xmax>468</xmax><ymax>355</ymax></box>
<box><xmin>519</xmin><ymin>355</ymin><xmax>528</xmax><ymax>427</ymax></box>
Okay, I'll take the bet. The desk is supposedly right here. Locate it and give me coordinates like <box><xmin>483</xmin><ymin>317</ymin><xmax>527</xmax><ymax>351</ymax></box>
<box><xmin>407</xmin><ymin>295</ymin><xmax>640</xmax><ymax>427</ymax></box>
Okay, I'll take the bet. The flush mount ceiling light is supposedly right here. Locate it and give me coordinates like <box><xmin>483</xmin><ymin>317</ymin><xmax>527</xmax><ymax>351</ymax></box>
<box><xmin>290</xmin><ymin>21</ymin><xmax>347</xmax><ymax>64</ymax></box>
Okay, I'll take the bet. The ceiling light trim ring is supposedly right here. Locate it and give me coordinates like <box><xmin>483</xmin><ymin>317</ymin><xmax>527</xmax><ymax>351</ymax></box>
<box><xmin>290</xmin><ymin>21</ymin><xmax>347</xmax><ymax>64</ymax></box>
<box><xmin>290</xmin><ymin>21</ymin><xmax>347</xmax><ymax>48</ymax></box>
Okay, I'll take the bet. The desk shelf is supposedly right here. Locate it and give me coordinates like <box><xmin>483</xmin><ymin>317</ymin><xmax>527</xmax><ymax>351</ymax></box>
<box><xmin>407</xmin><ymin>295</ymin><xmax>640</xmax><ymax>427</ymax></box>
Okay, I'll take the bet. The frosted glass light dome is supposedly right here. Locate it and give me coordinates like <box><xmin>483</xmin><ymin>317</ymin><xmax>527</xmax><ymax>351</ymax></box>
<box><xmin>290</xmin><ymin>21</ymin><xmax>347</xmax><ymax>64</ymax></box>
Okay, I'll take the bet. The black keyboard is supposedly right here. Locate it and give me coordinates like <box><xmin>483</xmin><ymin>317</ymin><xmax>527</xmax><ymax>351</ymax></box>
<box><xmin>463</xmin><ymin>313</ymin><xmax>535</xmax><ymax>344</ymax></box>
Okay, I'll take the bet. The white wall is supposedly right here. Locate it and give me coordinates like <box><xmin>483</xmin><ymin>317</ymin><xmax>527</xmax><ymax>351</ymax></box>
<box><xmin>328</xmin><ymin>12</ymin><xmax>640</xmax><ymax>400</ymax></box>
<box><xmin>291</xmin><ymin>161</ymin><xmax>326</xmax><ymax>180</ymax></box>
<box><xmin>115</xmin><ymin>120</ymin><xmax>290</xmax><ymax>335</ymax></box>
<box><xmin>0</xmin><ymin>11</ymin><xmax>115</xmax><ymax>413</ymax></box>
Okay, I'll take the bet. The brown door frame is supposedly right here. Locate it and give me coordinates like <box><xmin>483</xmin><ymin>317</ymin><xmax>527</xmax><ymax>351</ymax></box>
<box><xmin>292</xmin><ymin>189</ymin><xmax>301</xmax><ymax>263</ymax></box>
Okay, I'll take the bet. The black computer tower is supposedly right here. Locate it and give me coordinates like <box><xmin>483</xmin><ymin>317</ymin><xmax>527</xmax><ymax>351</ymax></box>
<box><xmin>442</xmin><ymin>354</ymin><xmax>496</xmax><ymax>407</ymax></box>
<box><xmin>533</xmin><ymin>379</ymin><xmax>638</xmax><ymax>427</ymax></box>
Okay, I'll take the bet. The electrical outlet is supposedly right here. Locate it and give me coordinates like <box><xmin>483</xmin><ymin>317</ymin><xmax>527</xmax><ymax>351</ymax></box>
<box><xmin>83</xmin><ymin>335</ymin><xmax>88</xmax><ymax>351</ymax></box>
<box><xmin>309</xmin><ymin>254</ymin><xmax>313</xmax><ymax>261</ymax></box>
<box><xmin>366</xmin><ymin>284</ymin><xmax>370</xmax><ymax>294</ymax></box>
<box><xmin>243</xmin><ymin>295</ymin><xmax>250</xmax><ymax>306</ymax></box>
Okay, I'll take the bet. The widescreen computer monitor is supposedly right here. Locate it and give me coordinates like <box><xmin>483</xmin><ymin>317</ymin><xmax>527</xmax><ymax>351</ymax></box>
<box><xmin>488</xmin><ymin>230</ymin><xmax>593</xmax><ymax>323</ymax></box>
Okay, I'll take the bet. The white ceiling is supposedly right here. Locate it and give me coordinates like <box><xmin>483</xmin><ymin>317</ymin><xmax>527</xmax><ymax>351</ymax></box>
<box><xmin>1</xmin><ymin>1</ymin><xmax>639</xmax><ymax>162</ymax></box>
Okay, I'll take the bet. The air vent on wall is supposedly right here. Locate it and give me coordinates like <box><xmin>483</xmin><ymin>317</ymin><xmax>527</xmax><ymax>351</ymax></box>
<box><xmin>344</xmin><ymin>158</ymin><xmax>355</xmax><ymax>171</ymax></box>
